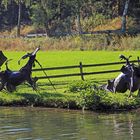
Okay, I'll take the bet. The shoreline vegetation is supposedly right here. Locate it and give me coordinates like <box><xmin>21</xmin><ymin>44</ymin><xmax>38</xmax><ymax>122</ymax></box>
<box><xmin>0</xmin><ymin>81</ymin><xmax>140</xmax><ymax>112</ymax></box>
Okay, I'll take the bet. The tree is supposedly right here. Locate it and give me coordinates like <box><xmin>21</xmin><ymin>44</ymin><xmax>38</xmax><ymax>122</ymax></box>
<box><xmin>36</xmin><ymin>0</ymin><xmax>76</xmax><ymax>36</ymax></box>
<box><xmin>121</xmin><ymin>0</ymin><xmax>130</xmax><ymax>33</ymax></box>
<box><xmin>17</xmin><ymin>0</ymin><xmax>21</xmax><ymax>37</ymax></box>
<box><xmin>2</xmin><ymin>0</ymin><xmax>32</xmax><ymax>37</ymax></box>
<box><xmin>75</xmin><ymin>0</ymin><xmax>83</xmax><ymax>34</ymax></box>
<box><xmin>30</xmin><ymin>2</ymin><xmax>47</xmax><ymax>30</ymax></box>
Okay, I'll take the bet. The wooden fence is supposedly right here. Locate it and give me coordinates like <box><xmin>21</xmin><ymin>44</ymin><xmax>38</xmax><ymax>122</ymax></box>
<box><xmin>32</xmin><ymin>60</ymin><xmax>139</xmax><ymax>81</ymax></box>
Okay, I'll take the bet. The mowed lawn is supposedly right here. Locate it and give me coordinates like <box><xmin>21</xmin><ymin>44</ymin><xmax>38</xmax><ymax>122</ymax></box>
<box><xmin>3</xmin><ymin>50</ymin><xmax>140</xmax><ymax>82</ymax></box>
<box><xmin>0</xmin><ymin>50</ymin><xmax>140</xmax><ymax>109</ymax></box>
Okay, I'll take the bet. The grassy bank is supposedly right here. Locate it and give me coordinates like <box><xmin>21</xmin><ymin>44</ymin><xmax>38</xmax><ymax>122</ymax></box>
<box><xmin>0</xmin><ymin>87</ymin><xmax>79</xmax><ymax>109</ymax></box>
<box><xmin>0</xmin><ymin>51</ymin><xmax>140</xmax><ymax>111</ymax></box>
<box><xmin>0</xmin><ymin>81</ymin><xmax>140</xmax><ymax>111</ymax></box>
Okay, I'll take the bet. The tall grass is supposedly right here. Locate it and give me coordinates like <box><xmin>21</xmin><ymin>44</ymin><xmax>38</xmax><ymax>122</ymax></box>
<box><xmin>117</xmin><ymin>36</ymin><xmax>140</xmax><ymax>50</ymax></box>
<box><xmin>0</xmin><ymin>34</ymin><xmax>140</xmax><ymax>51</ymax></box>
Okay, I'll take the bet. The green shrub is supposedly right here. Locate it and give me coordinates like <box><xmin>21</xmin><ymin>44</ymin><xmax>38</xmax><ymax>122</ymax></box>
<box><xmin>30</xmin><ymin>3</ymin><xmax>47</xmax><ymax>30</ymax></box>
<box><xmin>68</xmin><ymin>80</ymin><xmax>96</xmax><ymax>92</ymax></box>
<box><xmin>79</xmin><ymin>87</ymin><xmax>140</xmax><ymax>111</ymax></box>
<box><xmin>69</xmin><ymin>80</ymin><xmax>140</xmax><ymax>111</ymax></box>
<box><xmin>81</xmin><ymin>13</ymin><xmax>108</xmax><ymax>32</ymax></box>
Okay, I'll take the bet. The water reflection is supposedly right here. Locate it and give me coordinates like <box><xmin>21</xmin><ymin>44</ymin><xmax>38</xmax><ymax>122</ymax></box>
<box><xmin>0</xmin><ymin>107</ymin><xmax>140</xmax><ymax>140</ymax></box>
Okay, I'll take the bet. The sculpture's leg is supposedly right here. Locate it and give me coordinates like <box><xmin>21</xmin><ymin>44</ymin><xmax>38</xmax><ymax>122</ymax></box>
<box><xmin>129</xmin><ymin>71</ymin><xmax>134</xmax><ymax>97</ymax></box>
<box><xmin>0</xmin><ymin>82</ymin><xmax>4</xmax><ymax>91</ymax></box>
<box><xmin>5</xmin><ymin>61</ymin><xmax>9</xmax><ymax>70</ymax></box>
<box><xmin>27</xmin><ymin>77</ymin><xmax>37</xmax><ymax>91</ymax></box>
<box><xmin>129</xmin><ymin>82</ymin><xmax>132</xmax><ymax>98</ymax></box>
<box><xmin>6</xmin><ymin>83</ymin><xmax>16</xmax><ymax>92</ymax></box>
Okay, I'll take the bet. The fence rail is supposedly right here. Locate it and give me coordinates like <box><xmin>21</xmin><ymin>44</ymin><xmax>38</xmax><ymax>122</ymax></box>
<box><xmin>32</xmin><ymin>60</ymin><xmax>139</xmax><ymax>80</ymax></box>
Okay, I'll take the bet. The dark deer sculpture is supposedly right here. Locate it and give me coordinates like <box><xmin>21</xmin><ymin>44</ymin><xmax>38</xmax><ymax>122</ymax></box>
<box><xmin>102</xmin><ymin>55</ymin><xmax>140</xmax><ymax>97</ymax></box>
<box><xmin>0</xmin><ymin>47</ymin><xmax>40</xmax><ymax>92</ymax></box>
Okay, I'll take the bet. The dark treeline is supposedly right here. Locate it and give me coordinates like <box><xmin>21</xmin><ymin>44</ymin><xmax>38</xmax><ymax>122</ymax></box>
<box><xmin>0</xmin><ymin>0</ymin><xmax>139</xmax><ymax>36</ymax></box>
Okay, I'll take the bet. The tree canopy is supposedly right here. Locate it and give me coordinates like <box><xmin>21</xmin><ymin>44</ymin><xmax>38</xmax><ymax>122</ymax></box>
<box><xmin>0</xmin><ymin>0</ymin><xmax>139</xmax><ymax>36</ymax></box>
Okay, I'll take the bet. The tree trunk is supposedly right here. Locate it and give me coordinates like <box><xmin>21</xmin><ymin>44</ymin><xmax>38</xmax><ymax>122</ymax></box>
<box><xmin>117</xmin><ymin>0</ymin><xmax>121</xmax><ymax>16</ymax></box>
<box><xmin>76</xmin><ymin>0</ymin><xmax>82</xmax><ymax>34</ymax></box>
<box><xmin>121</xmin><ymin>0</ymin><xmax>130</xmax><ymax>33</ymax></box>
<box><xmin>17</xmin><ymin>0</ymin><xmax>21</xmax><ymax>37</ymax></box>
<box><xmin>10</xmin><ymin>0</ymin><xmax>14</xmax><ymax>31</ymax></box>
<box><xmin>76</xmin><ymin>13</ymin><xmax>82</xmax><ymax>34</ymax></box>
<box><xmin>45</xmin><ymin>23</ymin><xmax>51</xmax><ymax>37</ymax></box>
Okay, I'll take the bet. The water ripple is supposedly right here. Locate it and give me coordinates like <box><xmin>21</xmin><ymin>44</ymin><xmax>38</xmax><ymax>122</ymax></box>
<box><xmin>0</xmin><ymin>107</ymin><xmax>140</xmax><ymax>140</ymax></box>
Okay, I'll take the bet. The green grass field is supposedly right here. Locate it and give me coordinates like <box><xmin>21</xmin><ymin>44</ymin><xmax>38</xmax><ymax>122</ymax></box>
<box><xmin>1</xmin><ymin>50</ymin><xmax>140</xmax><ymax>92</ymax></box>
<box><xmin>3</xmin><ymin>50</ymin><xmax>140</xmax><ymax>82</ymax></box>
<box><xmin>5</xmin><ymin>50</ymin><xmax>140</xmax><ymax>67</ymax></box>
<box><xmin>1</xmin><ymin>50</ymin><xmax>140</xmax><ymax>110</ymax></box>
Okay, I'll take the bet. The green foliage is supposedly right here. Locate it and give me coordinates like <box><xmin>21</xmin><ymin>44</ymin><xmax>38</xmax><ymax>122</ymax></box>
<box><xmin>68</xmin><ymin>80</ymin><xmax>96</xmax><ymax>92</ymax></box>
<box><xmin>0</xmin><ymin>77</ymin><xmax>140</xmax><ymax>111</ymax></box>
<box><xmin>81</xmin><ymin>13</ymin><xmax>108</xmax><ymax>32</ymax></box>
<box><xmin>1</xmin><ymin>0</ymin><xmax>139</xmax><ymax>36</ymax></box>
<box><xmin>0</xmin><ymin>87</ymin><xmax>78</xmax><ymax>109</ymax></box>
<box><xmin>30</xmin><ymin>3</ymin><xmax>47</xmax><ymax>29</ymax></box>
<box><xmin>68</xmin><ymin>80</ymin><xmax>140</xmax><ymax>111</ymax></box>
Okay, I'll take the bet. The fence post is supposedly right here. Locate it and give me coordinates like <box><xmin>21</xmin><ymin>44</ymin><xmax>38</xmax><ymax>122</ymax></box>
<box><xmin>79</xmin><ymin>62</ymin><xmax>84</xmax><ymax>80</ymax></box>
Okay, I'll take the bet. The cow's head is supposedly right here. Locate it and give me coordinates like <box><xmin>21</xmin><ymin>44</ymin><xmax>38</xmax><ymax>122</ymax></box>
<box><xmin>106</xmin><ymin>79</ymin><xmax>114</xmax><ymax>92</ymax></box>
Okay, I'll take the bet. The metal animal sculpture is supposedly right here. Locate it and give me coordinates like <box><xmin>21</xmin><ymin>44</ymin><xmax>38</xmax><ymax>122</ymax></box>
<box><xmin>0</xmin><ymin>47</ymin><xmax>40</xmax><ymax>92</ymax></box>
<box><xmin>103</xmin><ymin>55</ymin><xmax>140</xmax><ymax>97</ymax></box>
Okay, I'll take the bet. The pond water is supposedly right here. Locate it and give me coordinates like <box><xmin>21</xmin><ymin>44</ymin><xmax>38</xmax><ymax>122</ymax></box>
<box><xmin>0</xmin><ymin>107</ymin><xmax>140</xmax><ymax>140</ymax></box>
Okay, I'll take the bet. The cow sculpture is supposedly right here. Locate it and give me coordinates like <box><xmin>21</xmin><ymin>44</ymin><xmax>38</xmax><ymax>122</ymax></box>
<box><xmin>0</xmin><ymin>47</ymin><xmax>40</xmax><ymax>92</ymax></box>
<box><xmin>102</xmin><ymin>55</ymin><xmax>140</xmax><ymax>97</ymax></box>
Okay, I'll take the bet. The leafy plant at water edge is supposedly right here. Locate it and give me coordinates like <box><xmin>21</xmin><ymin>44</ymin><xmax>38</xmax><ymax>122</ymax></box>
<box><xmin>69</xmin><ymin>81</ymin><xmax>140</xmax><ymax>110</ymax></box>
<box><xmin>68</xmin><ymin>80</ymin><xmax>96</xmax><ymax>93</ymax></box>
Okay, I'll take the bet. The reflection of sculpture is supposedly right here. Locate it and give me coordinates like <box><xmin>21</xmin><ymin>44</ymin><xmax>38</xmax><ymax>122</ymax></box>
<box><xmin>113</xmin><ymin>114</ymin><xmax>134</xmax><ymax>140</ymax></box>
<box><xmin>103</xmin><ymin>55</ymin><xmax>140</xmax><ymax>97</ymax></box>
<box><xmin>0</xmin><ymin>48</ymin><xmax>40</xmax><ymax>92</ymax></box>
